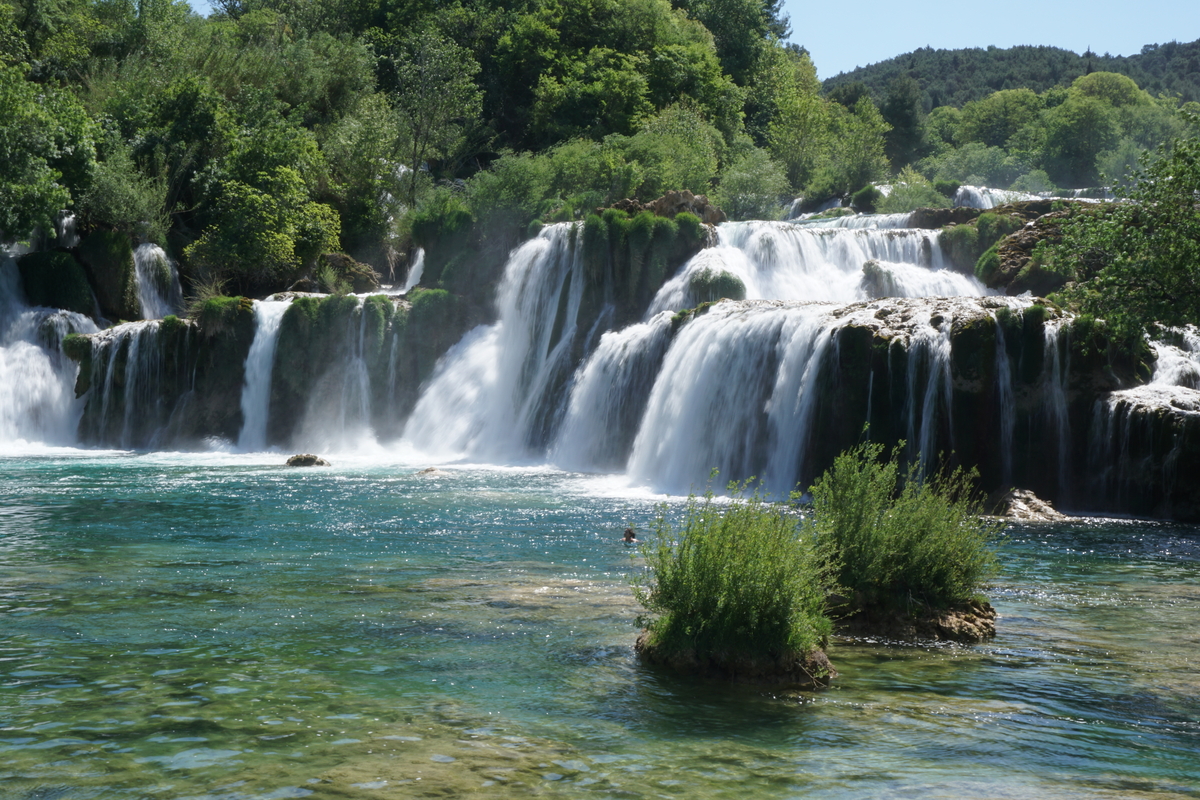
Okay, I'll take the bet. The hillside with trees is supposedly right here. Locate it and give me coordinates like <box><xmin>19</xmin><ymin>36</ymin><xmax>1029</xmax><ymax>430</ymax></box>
<box><xmin>823</xmin><ymin>40</ymin><xmax>1200</xmax><ymax>109</ymax></box>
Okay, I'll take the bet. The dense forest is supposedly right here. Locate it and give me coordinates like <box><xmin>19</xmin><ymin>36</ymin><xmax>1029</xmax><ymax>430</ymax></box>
<box><xmin>824</xmin><ymin>40</ymin><xmax>1200</xmax><ymax>108</ymax></box>
<box><xmin>2</xmin><ymin>0</ymin><xmax>1198</xmax><ymax>322</ymax></box>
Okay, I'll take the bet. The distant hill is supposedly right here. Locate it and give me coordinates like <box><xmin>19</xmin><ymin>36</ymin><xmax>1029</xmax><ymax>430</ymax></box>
<box><xmin>822</xmin><ymin>40</ymin><xmax>1200</xmax><ymax>109</ymax></box>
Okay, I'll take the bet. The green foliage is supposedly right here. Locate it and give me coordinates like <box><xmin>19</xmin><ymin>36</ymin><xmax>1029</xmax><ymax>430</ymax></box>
<box><xmin>880</xmin><ymin>75</ymin><xmax>926</xmax><ymax>169</ymax></box>
<box><xmin>939</xmin><ymin>224</ymin><xmax>978</xmax><ymax>271</ymax></box>
<box><xmin>958</xmin><ymin>88</ymin><xmax>1043</xmax><ymax>148</ymax></box>
<box><xmin>808</xmin><ymin>441</ymin><xmax>999</xmax><ymax>609</ymax></box>
<box><xmin>184</xmin><ymin>166</ymin><xmax>340</xmax><ymax>291</ymax></box>
<box><xmin>878</xmin><ymin>168</ymin><xmax>949</xmax><ymax>213</ymax></box>
<box><xmin>975</xmin><ymin>244</ymin><xmax>1001</xmax><ymax>284</ymax></box>
<box><xmin>1009</xmin><ymin>169</ymin><xmax>1056</xmax><ymax>194</ymax></box>
<box><xmin>0</xmin><ymin>64</ymin><xmax>95</xmax><ymax>237</ymax></box>
<box><xmin>389</xmin><ymin>30</ymin><xmax>483</xmax><ymax>205</ymax></box>
<box><xmin>850</xmin><ymin>184</ymin><xmax>881</xmax><ymax>213</ymax></box>
<box><xmin>687</xmin><ymin>268</ymin><xmax>746</xmax><ymax>303</ymax></box>
<box><xmin>712</xmin><ymin>147</ymin><xmax>787</xmax><ymax>220</ymax></box>
<box><xmin>823</xmin><ymin>41</ymin><xmax>1200</xmax><ymax>108</ymax></box>
<box><xmin>633</xmin><ymin>487</ymin><xmax>834</xmax><ymax>660</ymax></box>
<box><xmin>80</xmin><ymin>136</ymin><xmax>169</xmax><ymax>243</ymax></box>
<box><xmin>976</xmin><ymin>212</ymin><xmax>1023</xmax><ymax>250</ymax></box>
<box><xmin>1056</xmin><ymin>113</ymin><xmax>1200</xmax><ymax>336</ymax></box>
<box><xmin>195</xmin><ymin>294</ymin><xmax>253</xmax><ymax>335</ymax></box>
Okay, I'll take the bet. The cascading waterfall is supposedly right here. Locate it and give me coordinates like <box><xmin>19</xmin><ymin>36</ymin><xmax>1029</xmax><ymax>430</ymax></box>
<box><xmin>133</xmin><ymin>243</ymin><xmax>183</xmax><ymax>320</ymax></box>
<box><xmin>647</xmin><ymin>219</ymin><xmax>984</xmax><ymax>315</ymax></box>
<box><xmin>0</xmin><ymin>254</ymin><xmax>98</xmax><ymax>446</ymax></box>
<box><xmin>953</xmin><ymin>185</ymin><xmax>1041</xmax><ymax>209</ymax></box>
<box><xmin>236</xmin><ymin>300</ymin><xmax>291</xmax><ymax>451</ymax></box>
<box><xmin>1042</xmin><ymin>322</ymin><xmax>1072</xmax><ymax>495</ymax></box>
<box><xmin>551</xmin><ymin>312</ymin><xmax>675</xmax><ymax>472</ymax></box>
<box><xmin>403</xmin><ymin>223</ymin><xmax>583</xmax><ymax>461</ymax></box>
<box><xmin>88</xmin><ymin>320</ymin><xmax>166</xmax><ymax>448</ymax></box>
<box><xmin>904</xmin><ymin>319</ymin><xmax>954</xmax><ymax>474</ymax></box>
<box><xmin>995</xmin><ymin>319</ymin><xmax>1016</xmax><ymax>485</ymax></box>
<box><xmin>402</xmin><ymin>248</ymin><xmax>425</xmax><ymax>293</ymax></box>
<box><xmin>292</xmin><ymin>297</ymin><xmax>378</xmax><ymax>452</ymax></box>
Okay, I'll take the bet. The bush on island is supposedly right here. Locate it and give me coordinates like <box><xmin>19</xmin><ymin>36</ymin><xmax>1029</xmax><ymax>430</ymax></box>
<box><xmin>632</xmin><ymin>484</ymin><xmax>837</xmax><ymax>685</ymax></box>
<box><xmin>808</xmin><ymin>441</ymin><xmax>1000</xmax><ymax>612</ymax></box>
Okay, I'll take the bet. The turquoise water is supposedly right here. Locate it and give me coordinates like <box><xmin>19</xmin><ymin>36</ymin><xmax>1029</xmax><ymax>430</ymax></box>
<box><xmin>1</xmin><ymin>452</ymin><xmax>1198</xmax><ymax>799</ymax></box>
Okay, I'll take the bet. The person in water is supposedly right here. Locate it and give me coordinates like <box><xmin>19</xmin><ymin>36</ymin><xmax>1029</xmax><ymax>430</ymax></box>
<box><xmin>622</xmin><ymin>527</ymin><xmax>638</xmax><ymax>544</ymax></box>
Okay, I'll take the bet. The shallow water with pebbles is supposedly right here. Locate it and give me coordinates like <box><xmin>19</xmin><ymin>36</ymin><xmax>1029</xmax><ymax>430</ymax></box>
<box><xmin>1</xmin><ymin>453</ymin><xmax>1198</xmax><ymax>798</ymax></box>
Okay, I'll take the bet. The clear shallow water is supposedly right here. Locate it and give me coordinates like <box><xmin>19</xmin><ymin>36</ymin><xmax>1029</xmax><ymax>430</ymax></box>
<box><xmin>1</xmin><ymin>454</ymin><xmax>1198</xmax><ymax>799</ymax></box>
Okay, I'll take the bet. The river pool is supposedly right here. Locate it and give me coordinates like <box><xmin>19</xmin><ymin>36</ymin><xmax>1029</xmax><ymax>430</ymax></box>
<box><xmin>1</xmin><ymin>452</ymin><xmax>1197</xmax><ymax>798</ymax></box>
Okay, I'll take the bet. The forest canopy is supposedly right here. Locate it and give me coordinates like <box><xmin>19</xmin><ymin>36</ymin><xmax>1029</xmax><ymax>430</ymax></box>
<box><xmin>2</xmin><ymin>0</ymin><xmax>1198</xmax><ymax>325</ymax></box>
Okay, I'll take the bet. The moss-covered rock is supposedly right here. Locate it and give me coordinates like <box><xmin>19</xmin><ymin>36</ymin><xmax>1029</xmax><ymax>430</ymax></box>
<box><xmin>687</xmin><ymin>267</ymin><xmax>746</xmax><ymax>304</ymax></box>
<box><xmin>16</xmin><ymin>251</ymin><xmax>96</xmax><ymax>316</ymax></box>
<box><xmin>77</xmin><ymin>230</ymin><xmax>138</xmax><ymax>320</ymax></box>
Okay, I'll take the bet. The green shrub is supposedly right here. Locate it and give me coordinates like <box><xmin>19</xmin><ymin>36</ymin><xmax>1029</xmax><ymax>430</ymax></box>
<box><xmin>634</xmin><ymin>487</ymin><xmax>834</xmax><ymax>660</ymax></box>
<box><xmin>934</xmin><ymin>179</ymin><xmax>961</xmax><ymax>198</ymax></box>
<box><xmin>808</xmin><ymin>441</ymin><xmax>999</xmax><ymax>610</ymax></box>
<box><xmin>688</xmin><ymin>268</ymin><xmax>746</xmax><ymax>303</ymax></box>
<box><xmin>878</xmin><ymin>180</ymin><xmax>952</xmax><ymax>213</ymax></box>
<box><xmin>16</xmin><ymin>252</ymin><xmax>95</xmax><ymax>316</ymax></box>
<box><xmin>976</xmin><ymin>212</ymin><xmax>1023</xmax><ymax>251</ymax></box>
<box><xmin>939</xmin><ymin>224</ymin><xmax>980</xmax><ymax>272</ymax></box>
<box><xmin>850</xmin><ymin>184</ymin><xmax>882</xmax><ymax>213</ymax></box>
<box><xmin>712</xmin><ymin>148</ymin><xmax>788</xmax><ymax>220</ymax></box>
<box><xmin>975</xmin><ymin>244</ymin><xmax>1001</xmax><ymax>284</ymax></box>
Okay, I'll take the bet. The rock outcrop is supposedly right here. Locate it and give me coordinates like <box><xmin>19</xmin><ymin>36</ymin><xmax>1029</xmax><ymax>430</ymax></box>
<box><xmin>989</xmin><ymin>488</ymin><xmax>1068</xmax><ymax>521</ymax></box>
<box><xmin>287</xmin><ymin>453</ymin><xmax>331</xmax><ymax>466</ymax></box>
<box><xmin>604</xmin><ymin>190</ymin><xmax>727</xmax><ymax>225</ymax></box>
<box><xmin>837</xmin><ymin>599</ymin><xmax>997</xmax><ymax>643</ymax></box>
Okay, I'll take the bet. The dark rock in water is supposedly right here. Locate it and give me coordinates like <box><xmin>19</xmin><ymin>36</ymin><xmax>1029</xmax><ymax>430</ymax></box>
<box><xmin>287</xmin><ymin>277</ymin><xmax>319</xmax><ymax>293</ymax></box>
<box><xmin>989</xmin><ymin>488</ymin><xmax>1068</xmax><ymax>521</ymax></box>
<box><xmin>323</xmin><ymin>252</ymin><xmax>381</xmax><ymax>293</ymax></box>
<box><xmin>634</xmin><ymin>630</ymin><xmax>836</xmax><ymax>688</ymax></box>
<box><xmin>287</xmin><ymin>454</ymin><xmax>330</xmax><ymax>466</ymax></box>
<box><xmin>17</xmin><ymin>251</ymin><xmax>97</xmax><ymax>318</ymax></box>
<box><xmin>837</xmin><ymin>599</ymin><xmax>997</xmax><ymax>643</ymax></box>
<box><xmin>414</xmin><ymin>467</ymin><xmax>443</xmax><ymax>476</ymax></box>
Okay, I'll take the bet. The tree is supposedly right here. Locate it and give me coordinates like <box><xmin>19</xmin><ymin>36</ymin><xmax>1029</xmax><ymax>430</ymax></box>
<box><xmin>765</xmin><ymin>47</ymin><xmax>830</xmax><ymax>190</ymax></box>
<box><xmin>957</xmin><ymin>88</ymin><xmax>1043</xmax><ymax>148</ymax></box>
<box><xmin>0</xmin><ymin>63</ymin><xmax>95</xmax><ymax>238</ymax></box>
<box><xmin>1057</xmin><ymin>112</ymin><xmax>1200</xmax><ymax>336</ymax></box>
<box><xmin>391</xmin><ymin>30</ymin><xmax>483</xmax><ymax>205</ymax></box>
<box><xmin>880</xmin><ymin>75</ymin><xmax>926</xmax><ymax>169</ymax></box>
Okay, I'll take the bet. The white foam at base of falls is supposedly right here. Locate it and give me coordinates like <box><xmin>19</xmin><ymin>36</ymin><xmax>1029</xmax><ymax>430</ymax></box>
<box><xmin>402</xmin><ymin>224</ymin><xmax>583</xmax><ymax>462</ymax></box>
<box><xmin>0</xmin><ymin>256</ymin><xmax>98</xmax><ymax>446</ymax></box>
<box><xmin>236</xmin><ymin>300</ymin><xmax>291</xmax><ymax>452</ymax></box>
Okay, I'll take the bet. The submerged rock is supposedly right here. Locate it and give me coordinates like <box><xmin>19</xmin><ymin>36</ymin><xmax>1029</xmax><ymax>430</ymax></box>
<box><xmin>414</xmin><ymin>467</ymin><xmax>443</xmax><ymax>476</ymax></box>
<box><xmin>287</xmin><ymin>453</ymin><xmax>331</xmax><ymax>466</ymax></box>
<box><xmin>634</xmin><ymin>631</ymin><xmax>837</xmax><ymax>688</ymax></box>
<box><xmin>837</xmin><ymin>599</ymin><xmax>997</xmax><ymax>643</ymax></box>
<box><xmin>989</xmin><ymin>488</ymin><xmax>1068</xmax><ymax>521</ymax></box>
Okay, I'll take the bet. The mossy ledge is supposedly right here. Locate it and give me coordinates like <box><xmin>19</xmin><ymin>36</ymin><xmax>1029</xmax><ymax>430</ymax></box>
<box><xmin>635</xmin><ymin>630</ymin><xmax>837</xmax><ymax>688</ymax></box>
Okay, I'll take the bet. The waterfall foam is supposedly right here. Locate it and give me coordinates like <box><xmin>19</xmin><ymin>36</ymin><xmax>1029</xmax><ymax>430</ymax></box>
<box><xmin>236</xmin><ymin>300</ymin><xmax>290</xmax><ymax>451</ymax></box>
<box><xmin>0</xmin><ymin>255</ymin><xmax>98</xmax><ymax>447</ymax></box>
<box><xmin>403</xmin><ymin>223</ymin><xmax>583</xmax><ymax>461</ymax></box>
<box><xmin>647</xmin><ymin>219</ymin><xmax>984</xmax><ymax>315</ymax></box>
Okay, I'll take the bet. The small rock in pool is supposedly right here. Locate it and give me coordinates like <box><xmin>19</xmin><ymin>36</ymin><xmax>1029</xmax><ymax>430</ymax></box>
<box><xmin>286</xmin><ymin>454</ymin><xmax>331</xmax><ymax>467</ymax></box>
<box><xmin>414</xmin><ymin>467</ymin><xmax>443</xmax><ymax>476</ymax></box>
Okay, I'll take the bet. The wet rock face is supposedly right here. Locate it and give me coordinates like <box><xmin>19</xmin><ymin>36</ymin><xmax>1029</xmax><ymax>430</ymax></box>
<box><xmin>286</xmin><ymin>454</ymin><xmax>331</xmax><ymax>466</ymax></box>
<box><xmin>634</xmin><ymin>630</ymin><xmax>837</xmax><ymax>688</ymax></box>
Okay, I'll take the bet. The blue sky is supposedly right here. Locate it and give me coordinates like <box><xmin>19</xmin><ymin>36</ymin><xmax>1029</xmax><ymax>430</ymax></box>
<box><xmin>184</xmin><ymin>0</ymin><xmax>1198</xmax><ymax>82</ymax></box>
<box><xmin>786</xmin><ymin>0</ymin><xmax>1200</xmax><ymax>79</ymax></box>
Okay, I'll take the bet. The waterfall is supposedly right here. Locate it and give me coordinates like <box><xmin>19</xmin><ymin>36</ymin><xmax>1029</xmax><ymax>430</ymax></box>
<box><xmin>995</xmin><ymin>319</ymin><xmax>1016</xmax><ymax>485</ymax></box>
<box><xmin>1150</xmin><ymin>329</ymin><xmax>1200</xmax><ymax>388</ymax></box>
<box><xmin>56</xmin><ymin>212</ymin><xmax>80</xmax><ymax>248</ymax></box>
<box><xmin>133</xmin><ymin>243</ymin><xmax>183</xmax><ymax>320</ymax></box>
<box><xmin>0</xmin><ymin>254</ymin><xmax>98</xmax><ymax>446</ymax></box>
<box><xmin>551</xmin><ymin>312</ymin><xmax>675</xmax><ymax>472</ymax></box>
<box><xmin>87</xmin><ymin>320</ymin><xmax>165</xmax><ymax>448</ymax></box>
<box><xmin>1042</xmin><ymin>322</ymin><xmax>1072</xmax><ymax>495</ymax></box>
<box><xmin>647</xmin><ymin>219</ymin><xmax>984</xmax><ymax>315</ymax></box>
<box><xmin>953</xmin><ymin>185</ymin><xmax>1041</xmax><ymax>209</ymax></box>
<box><xmin>291</xmin><ymin>297</ymin><xmax>378</xmax><ymax>452</ymax></box>
<box><xmin>403</xmin><ymin>223</ymin><xmax>583</xmax><ymax>462</ymax></box>
<box><xmin>904</xmin><ymin>319</ymin><xmax>954</xmax><ymax>474</ymax></box>
<box><xmin>402</xmin><ymin>248</ymin><xmax>425</xmax><ymax>293</ymax></box>
<box><xmin>236</xmin><ymin>300</ymin><xmax>290</xmax><ymax>451</ymax></box>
